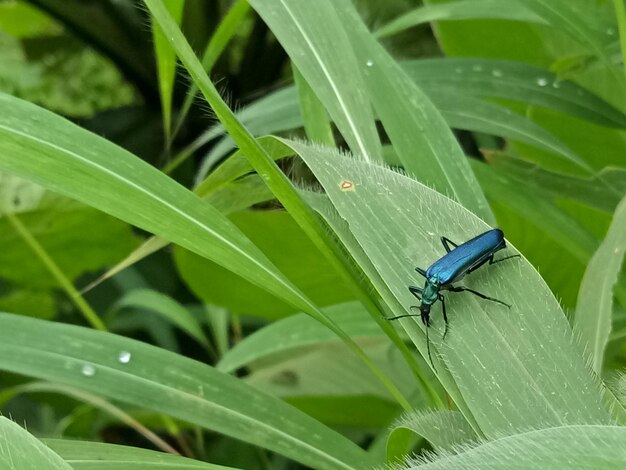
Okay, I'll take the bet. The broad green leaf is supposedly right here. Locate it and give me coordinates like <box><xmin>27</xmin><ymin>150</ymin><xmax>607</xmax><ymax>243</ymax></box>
<box><xmin>217</xmin><ymin>302</ymin><xmax>380</xmax><ymax>372</ymax></box>
<box><xmin>290</xmin><ymin>140</ymin><xmax>610</xmax><ymax>436</ymax></box>
<box><xmin>0</xmin><ymin>313</ymin><xmax>374</xmax><ymax>470</ymax></box>
<box><xmin>402</xmin><ymin>58</ymin><xmax>626</xmax><ymax>129</ymax></box>
<box><xmin>151</xmin><ymin>0</ymin><xmax>185</xmax><ymax>141</ymax></box>
<box><xmin>400</xmin><ymin>425</ymin><xmax>626</xmax><ymax>469</ymax></box>
<box><xmin>174</xmin><ymin>211</ymin><xmax>353</xmax><ymax>319</ymax></box>
<box><xmin>335</xmin><ymin>1</ymin><xmax>493</xmax><ymax>222</ymax></box>
<box><xmin>574</xmin><ymin>194</ymin><xmax>626</xmax><ymax>373</ymax></box>
<box><xmin>375</xmin><ymin>0</ymin><xmax>545</xmax><ymax>38</ymax></box>
<box><xmin>0</xmin><ymin>176</ymin><xmax>138</xmax><ymax>288</ymax></box>
<box><xmin>46</xmin><ymin>439</ymin><xmax>238</xmax><ymax>469</ymax></box>
<box><xmin>111</xmin><ymin>289</ymin><xmax>210</xmax><ymax>347</ymax></box>
<box><xmin>247</xmin><ymin>0</ymin><xmax>382</xmax><ymax>161</ymax></box>
<box><xmin>0</xmin><ymin>92</ymin><xmax>316</xmax><ymax>317</ymax></box>
<box><xmin>0</xmin><ymin>416</ymin><xmax>72</xmax><ymax>470</ymax></box>
<box><xmin>387</xmin><ymin>410</ymin><xmax>476</xmax><ymax>461</ymax></box>
<box><xmin>0</xmin><ymin>288</ymin><xmax>55</xmax><ymax>319</ymax></box>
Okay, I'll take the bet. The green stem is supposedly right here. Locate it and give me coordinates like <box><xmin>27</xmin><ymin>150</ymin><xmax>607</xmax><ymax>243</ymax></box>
<box><xmin>613</xmin><ymin>0</ymin><xmax>626</xmax><ymax>77</ymax></box>
<box><xmin>6</xmin><ymin>213</ymin><xmax>106</xmax><ymax>331</ymax></box>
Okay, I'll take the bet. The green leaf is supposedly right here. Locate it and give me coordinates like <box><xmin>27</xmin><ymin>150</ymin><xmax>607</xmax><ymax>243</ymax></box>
<box><xmin>375</xmin><ymin>0</ymin><xmax>545</xmax><ymax>39</ymax></box>
<box><xmin>434</xmin><ymin>92</ymin><xmax>586</xmax><ymax>170</ymax></box>
<box><xmin>402</xmin><ymin>58</ymin><xmax>626</xmax><ymax>129</ymax></box>
<box><xmin>334</xmin><ymin>1</ymin><xmax>493</xmax><ymax>222</ymax></box>
<box><xmin>574</xmin><ymin>194</ymin><xmax>626</xmax><ymax>373</ymax></box>
<box><xmin>290</xmin><ymin>140</ymin><xmax>610</xmax><ymax>436</ymax></box>
<box><xmin>387</xmin><ymin>410</ymin><xmax>477</xmax><ymax>461</ymax></box>
<box><xmin>111</xmin><ymin>289</ymin><xmax>211</xmax><ymax>347</ymax></box>
<box><xmin>46</xmin><ymin>439</ymin><xmax>239</xmax><ymax>469</ymax></box>
<box><xmin>0</xmin><ymin>313</ymin><xmax>374</xmax><ymax>470</ymax></box>
<box><xmin>0</xmin><ymin>92</ymin><xmax>316</xmax><ymax>316</ymax></box>
<box><xmin>0</xmin><ymin>175</ymin><xmax>138</xmax><ymax>288</ymax></box>
<box><xmin>151</xmin><ymin>0</ymin><xmax>185</xmax><ymax>142</ymax></box>
<box><xmin>399</xmin><ymin>425</ymin><xmax>626</xmax><ymax>469</ymax></box>
<box><xmin>487</xmin><ymin>154</ymin><xmax>626</xmax><ymax>213</ymax></box>
<box><xmin>170</xmin><ymin>0</ymin><xmax>251</xmax><ymax>147</ymax></box>
<box><xmin>247</xmin><ymin>0</ymin><xmax>382</xmax><ymax>161</ymax></box>
<box><xmin>293</xmin><ymin>65</ymin><xmax>335</xmax><ymax>146</ymax></box>
<box><xmin>217</xmin><ymin>301</ymin><xmax>380</xmax><ymax>372</ymax></box>
<box><xmin>0</xmin><ymin>416</ymin><xmax>73</xmax><ymax>470</ymax></box>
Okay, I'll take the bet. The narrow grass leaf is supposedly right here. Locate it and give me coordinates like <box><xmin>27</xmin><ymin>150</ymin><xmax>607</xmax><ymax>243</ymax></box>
<box><xmin>335</xmin><ymin>1</ymin><xmax>493</xmax><ymax>223</ymax></box>
<box><xmin>293</xmin><ymin>66</ymin><xmax>335</xmax><ymax>146</ymax></box>
<box><xmin>375</xmin><ymin>0</ymin><xmax>544</xmax><ymax>38</ymax></box>
<box><xmin>435</xmin><ymin>93</ymin><xmax>587</xmax><ymax>170</ymax></box>
<box><xmin>170</xmin><ymin>0</ymin><xmax>250</xmax><ymax>145</ymax></box>
<box><xmin>247</xmin><ymin>0</ymin><xmax>381</xmax><ymax>160</ymax></box>
<box><xmin>574</xmin><ymin>194</ymin><xmax>626</xmax><ymax>373</ymax></box>
<box><xmin>0</xmin><ymin>313</ymin><xmax>374</xmax><ymax>470</ymax></box>
<box><xmin>46</xmin><ymin>439</ymin><xmax>239</xmax><ymax>469</ymax></box>
<box><xmin>403</xmin><ymin>58</ymin><xmax>626</xmax><ymax>129</ymax></box>
<box><xmin>111</xmin><ymin>289</ymin><xmax>211</xmax><ymax>347</ymax></box>
<box><xmin>487</xmin><ymin>154</ymin><xmax>625</xmax><ymax>213</ymax></box>
<box><xmin>0</xmin><ymin>416</ymin><xmax>72</xmax><ymax>470</ymax></box>
<box><xmin>218</xmin><ymin>302</ymin><xmax>380</xmax><ymax>373</ymax></box>
<box><xmin>151</xmin><ymin>0</ymin><xmax>185</xmax><ymax>142</ymax></box>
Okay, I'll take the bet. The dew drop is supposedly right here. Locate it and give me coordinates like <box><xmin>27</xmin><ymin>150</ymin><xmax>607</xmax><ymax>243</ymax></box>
<box><xmin>472</xmin><ymin>65</ymin><xmax>483</xmax><ymax>72</ymax></box>
<box><xmin>552</xmin><ymin>81</ymin><xmax>561</xmax><ymax>89</ymax></box>
<box><xmin>118</xmin><ymin>351</ymin><xmax>132</xmax><ymax>364</ymax></box>
<box><xmin>365</xmin><ymin>59</ymin><xmax>374</xmax><ymax>67</ymax></box>
<box><xmin>455</xmin><ymin>67</ymin><xmax>463</xmax><ymax>73</ymax></box>
<box><xmin>492</xmin><ymin>69</ymin><xmax>503</xmax><ymax>78</ymax></box>
<box><xmin>81</xmin><ymin>363</ymin><xmax>96</xmax><ymax>377</ymax></box>
<box><xmin>607</xmin><ymin>27</ymin><xmax>616</xmax><ymax>36</ymax></box>
<box><xmin>536</xmin><ymin>77</ymin><xmax>549</xmax><ymax>87</ymax></box>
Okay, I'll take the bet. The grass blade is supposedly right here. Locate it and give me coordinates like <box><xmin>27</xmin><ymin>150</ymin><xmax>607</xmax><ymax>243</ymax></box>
<box><xmin>375</xmin><ymin>0</ymin><xmax>544</xmax><ymax>38</ymax></box>
<box><xmin>574</xmin><ymin>194</ymin><xmax>626</xmax><ymax>373</ymax></box>
<box><xmin>46</xmin><ymin>439</ymin><xmax>238</xmax><ymax>469</ymax></box>
<box><xmin>248</xmin><ymin>0</ymin><xmax>382</xmax><ymax>160</ymax></box>
<box><xmin>0</xmin><ymin>417</ymin><xmax>72</xmax><ymax>470</ymax></box>
<box><xmin>0</xmin><ymin>313</ymin><xmax>374</xmax><ymax>470</ymax></box>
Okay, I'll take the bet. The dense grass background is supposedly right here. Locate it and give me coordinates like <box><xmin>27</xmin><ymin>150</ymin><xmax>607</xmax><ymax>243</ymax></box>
<box><xmin>0</xmin><ymin>0</ymin><xmax>625</xmax><ymax>468</ymax></box>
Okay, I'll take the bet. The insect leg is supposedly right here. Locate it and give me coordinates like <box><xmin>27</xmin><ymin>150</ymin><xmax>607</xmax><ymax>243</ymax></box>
<box><xmin>409</xmin><ymin>285</ymin><xmax>423</xmax><ymax>301</ymax></box>
<box><xmin>385</xmin><ymin>304</ymin><xmax>421</xmax><ymax>321</ymax></box>
<box><xmin>489</xmin><ymin>254</ymin><xmax>521</xmax><ymax>266</ymax></box>
<box><xmin>448</xmin><ymin>286</ymin><xmax>511</xmax><ymax>308</ymax></box>
<box><xmin>440</xmin><ymin>236</ymin><xmax>459</xmax><ymax>253</ymax></box>
<box><xmin>415</xmin><ymin>267</ymin><xmax>427</xmax><ymax>278</ymax></box>
<box><xmin>438</xmin><ymin>294</ymin><xmax>449</xmax><ymax>340</ymax></box>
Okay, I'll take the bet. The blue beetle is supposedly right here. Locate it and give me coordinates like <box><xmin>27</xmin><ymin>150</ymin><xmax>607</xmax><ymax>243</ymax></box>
<box><xmin>390</xmin><ymin>229</ymin><xmax>519</xmax><ymax>367</ymax></box>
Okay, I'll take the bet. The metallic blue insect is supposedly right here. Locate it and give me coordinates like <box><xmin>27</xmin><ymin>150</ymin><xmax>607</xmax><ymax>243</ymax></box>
<box><xmin>390</xmin><ymin>229</ymin><xmax>519</xmax><ymax>367</ymax></box>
